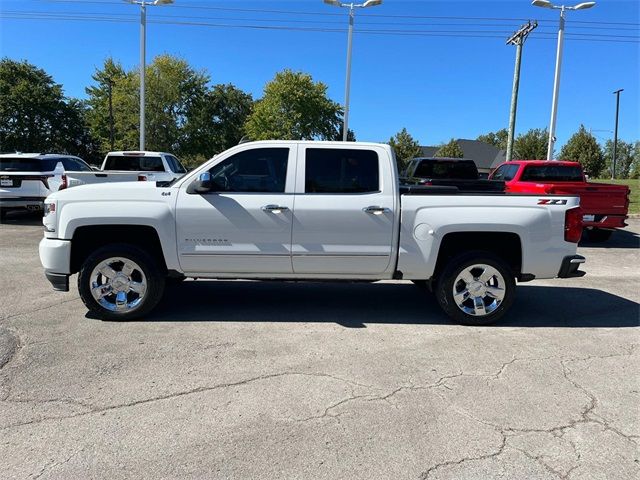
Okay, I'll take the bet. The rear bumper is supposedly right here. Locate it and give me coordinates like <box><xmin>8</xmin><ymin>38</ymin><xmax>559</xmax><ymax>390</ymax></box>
<box><xmin>0</xmin><ymin>197</ymin><xmax>45</xmax><ymax>210</ymax></box>
<box><xmin>558</xmin><ymin>255</ymin><xmax>586</xmax><ymax>278</ymax></box>
<box><xmin>582</xmin><ymin>214</ymin><xmax>627</xmax><ymax>229</ymax></box>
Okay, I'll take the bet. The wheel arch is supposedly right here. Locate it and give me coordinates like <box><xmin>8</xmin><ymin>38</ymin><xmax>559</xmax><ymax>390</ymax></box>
<box><xmin>70</xmin><ymin>225</ymin><xmax>167</xmax><ymax>274</ymax></box>
<box><xmin>433</xmin><ymin>231</ymin><xmax>523</xmax><ymax>282</ymax></box>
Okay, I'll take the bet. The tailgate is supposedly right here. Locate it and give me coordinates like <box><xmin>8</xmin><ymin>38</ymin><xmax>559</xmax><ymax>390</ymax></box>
<box><xmin>0</xmin><ymin>173</ymin><xmax>46</xmax><ymax>198</ymax></box>
<box><xmin>549</xmin><ymin>183</ymin><xmax>629</xmax><ymax>215</ymax></box>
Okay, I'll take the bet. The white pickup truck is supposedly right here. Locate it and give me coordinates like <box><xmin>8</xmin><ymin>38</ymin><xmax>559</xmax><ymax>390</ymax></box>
<box><xmin>39</xmin><ymin>141</ymin><xmax>586</xmax><ymax>325</ymax></box>
<box><xmin>62</xmin><ymin>151</ymin><xmax>187</xmax><ymax>188</ymax></box>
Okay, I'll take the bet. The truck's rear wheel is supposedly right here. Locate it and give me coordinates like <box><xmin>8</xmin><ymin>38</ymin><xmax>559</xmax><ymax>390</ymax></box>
<box><xmin>435</xmin><ymin>252</ymin><xmax>515</xmax><ymax>326</ymax></box>
<box><xmin>78</xmin><ymin>244</ymin><xmax>165</xmax><ymax>321</ymax></box>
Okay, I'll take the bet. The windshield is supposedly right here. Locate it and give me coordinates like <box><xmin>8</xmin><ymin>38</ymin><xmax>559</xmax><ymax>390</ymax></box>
<box><xmin>0</xmin><ymin>158</ymin><xmax>59</xmax><ymax>172</ymax></box>
<box><xmin>414</xmin><ymin>160</ymin><xmax>478</xmax><ymax>179</ymax></box>
<box><xmin>521</xmin><ymin>165</ymin><xmax>584</xmax><ymax>182</ymax></box>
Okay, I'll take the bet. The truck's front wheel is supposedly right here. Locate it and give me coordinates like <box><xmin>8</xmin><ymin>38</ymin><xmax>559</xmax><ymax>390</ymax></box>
<box><xmin>435</xmin><ymin>252</ymin><xmax>515</xmax><ymax>326</ymax></box>
<box><xmin>78</xmin><ymin>244</ymin><xmax>165</xmax><ymax>321</ymax></box>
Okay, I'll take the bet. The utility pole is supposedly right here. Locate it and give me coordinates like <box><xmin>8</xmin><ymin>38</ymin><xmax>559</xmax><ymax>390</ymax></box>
<box><xmin>612</xmin><ymin>88</ymin><xmax>623</xmax><ymax>179</ymax></box>
<box><xmin>107</xmin><ymin>79</ymin><xmax>115</xmax><ymax>151</ymax></box>
<box><xmin>506</xmin><ymin>21</ymin><xmax>537</xmax><ymax>161</ymax></box>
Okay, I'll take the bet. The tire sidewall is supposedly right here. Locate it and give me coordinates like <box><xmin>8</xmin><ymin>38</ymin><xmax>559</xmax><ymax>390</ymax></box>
<box><xmin>78</xmin><ymin>243</ymin><xmax>165</xmax><ymax>321</ymax></box>
<box><xmin>436</xmin><ymin>252</ymin><xmax>516</xmax><ymax>326</ymax></box>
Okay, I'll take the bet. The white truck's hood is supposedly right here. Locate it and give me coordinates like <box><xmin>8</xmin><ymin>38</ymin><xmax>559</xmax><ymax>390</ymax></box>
<box><xmin>47</xmin><ymin>180</ymin><xmax>161</xmax><ymax>203</ymax></box>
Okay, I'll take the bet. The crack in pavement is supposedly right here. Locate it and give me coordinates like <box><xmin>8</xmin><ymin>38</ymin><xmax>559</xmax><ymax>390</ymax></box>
<box><xmin>32</xmin><ymin>445</ymin><xmax>86</xmax><ymax>479</ymax></box>
<box><xmin>419</xmin><ymin>435</ymin><xmax>508</xmax><ymax>479</ymax></box>
<box><xmin>0</xmin><ymin>371</ymin><xmax>375</xmax><ymax>431</ymax></box>
<box><xmin>0</xmin><ymin>296</ymin><xmax>81</xmax><ymax>323</ymax></box>
<box><xmin>415</xmin><ymin>348</ymin><xmax>639</xmax><ymax>478</ymax></box>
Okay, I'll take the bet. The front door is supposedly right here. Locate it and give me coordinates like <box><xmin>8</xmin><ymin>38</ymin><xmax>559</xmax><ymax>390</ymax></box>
<box><xmin>176</xmin><ymin>146</ymin><xmax>295</xmax><ymax>274</ymax></box>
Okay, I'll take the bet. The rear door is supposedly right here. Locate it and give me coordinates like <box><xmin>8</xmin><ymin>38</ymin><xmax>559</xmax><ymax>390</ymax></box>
<box><xmin>176</xmin><ymin>145</ymin><xmax>295</xmax><ymax>274</ymax></box>
<box><xmin>291</xmin><ymin>145</ymin><xmax>396</xmax><ymax>275</ymax></box>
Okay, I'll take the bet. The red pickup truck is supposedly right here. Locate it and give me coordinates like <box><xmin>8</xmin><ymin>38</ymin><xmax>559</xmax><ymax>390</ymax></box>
<box><xmin>490</xmin><ymin>160</ymin><xmax>630</xmax><ymax>242</ymax></box>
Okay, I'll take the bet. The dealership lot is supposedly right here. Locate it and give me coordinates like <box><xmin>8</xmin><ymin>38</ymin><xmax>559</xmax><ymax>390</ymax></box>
<box><xmin>1</xmin><ymin>216</ymin><xmax>638</xmax><ymax>479</ymax></box>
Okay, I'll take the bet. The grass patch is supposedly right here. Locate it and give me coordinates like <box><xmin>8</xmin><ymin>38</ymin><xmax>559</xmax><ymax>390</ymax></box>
<box><xmin>593</xmin><ymin>178</ymin><xmax>640</xmax><ymax>214</ymax></box>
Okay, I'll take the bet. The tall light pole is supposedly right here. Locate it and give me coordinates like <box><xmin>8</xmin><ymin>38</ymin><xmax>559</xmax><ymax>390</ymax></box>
<box><xmin>125</xmin><ymin>0</ymin><xmax>174</xmax><ymax>151</ymax></box>
<box><xmin>323</xmin><ymin>0</ymin><xmax>383</xmax><ymax>141</ymax></box>
<box><xmin>531</xmin><ymin>0</ymin><xmax>596</xmax><ymax>160</ymax></box>
<box><xmin>612</xmin><ymin>88</ymin><xmax>623</xmax><ymax>179</ymax></box>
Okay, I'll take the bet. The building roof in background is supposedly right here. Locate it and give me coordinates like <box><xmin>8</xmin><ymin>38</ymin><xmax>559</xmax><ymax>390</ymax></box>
<box><xmin>420</xmin><ymin>139</ymin><xmax>506</xmax><ymax>171</ymax></box>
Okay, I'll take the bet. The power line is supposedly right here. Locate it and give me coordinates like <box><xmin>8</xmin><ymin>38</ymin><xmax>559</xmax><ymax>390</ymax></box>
<box><xmin>1</xmin><ymin>11</ymin><xmax>638</xmax><ymax>43</ymax></box>
<box><xmin>40</xmin><ymin>0</ymin><xmax>640</xmax><ymax>27</ymax></box>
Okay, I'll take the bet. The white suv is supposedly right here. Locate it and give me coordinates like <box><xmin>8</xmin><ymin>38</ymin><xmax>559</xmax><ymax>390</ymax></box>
<box><xmin>0</xmin><ymin>153</ymin><xmax>93</xmax><ymax>219</ymax></box>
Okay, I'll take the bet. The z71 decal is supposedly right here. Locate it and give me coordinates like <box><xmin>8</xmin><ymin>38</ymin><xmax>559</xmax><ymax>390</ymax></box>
<box><xmin>537</xmin><ymin>199</ymin><xmax>568</xmax><ymax>205</ymax></box>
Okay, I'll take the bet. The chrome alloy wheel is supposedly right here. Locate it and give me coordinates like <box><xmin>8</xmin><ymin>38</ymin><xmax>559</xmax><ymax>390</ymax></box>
<box><xmin>452</xmin><ymin>264</ymin><xmax>506</xmax><ymax>316</ymax></box>
<box><xmin>89</xmin><ymin>257</ymin><xmax>147</xmax><ymax>312</ymax></box>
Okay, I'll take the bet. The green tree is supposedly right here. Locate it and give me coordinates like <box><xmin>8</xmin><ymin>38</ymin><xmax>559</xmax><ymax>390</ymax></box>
<box><xmin>603</xmin><ymin>139</ymin><xmax>634</xmax><ymax>179</ymax></box>
<box><xmin>388</xmin><ymin>128</ymin><xmax>422</xmax><ymax>170</ymax></box>
<box><xmin>513</xmin><ymin>128</ymin><xmax>549</xmax><ymax>160</ymax></box>
<box><xmin>627</xmin><ymin>141</ymin><xmax>640</xmax><ymax>179</ymax></box>
<box><xmin>86</xmin><ymin>55</ymin><xmax>213</xmax><ymax>157</ymax></box>
<box><xmin>0</xmin><ymin>58</ymin><xmax>96</xmax><ymax>157</ymax></box>
<box><xmin>85</xmin><ymin>58</ymin><xmax>137</xmax><ymax>154</ymax></box>
<box><xmin>435</xmin><ymin>138</ymin><xmax>464</xmax><ymax>158</ymax></box>
<box><xmin>477</xmin><ymin>128</ymin><xmax>508</xmax><ymax>150</ymax></box>
<box><xmin>559</xmin><ymin>125</ymin><xmax>605</xmax><ymax>177</ymax></box>
<box><xmin>244</xmin><ymin>69</ymin><xmax>341</xmax><ymax>141</ymax></box>
<box><xmin>144</xmin><ymin>55</ymin><xmax>210</xmax><ymax>153</ymax></box>
<box><xmin>184</xmin><ymin>84</ymin><xmax>254</xmax><ymax>158</ymax></box>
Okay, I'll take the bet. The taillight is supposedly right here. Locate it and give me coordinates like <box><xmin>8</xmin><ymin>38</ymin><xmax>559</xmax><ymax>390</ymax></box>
<box><xmin>138</xmin><ymin>174</ymin><xmax>148</xmax><ymax>181</ymax></box>
<box><xmin>564</xmin><ymin>207</ymin><xmax>583</xmax><ymax>243</ymax></box>
<box><xmin>58</xmin><ymin>174</ymin><xmax>68</xmax><ymax>191</ymax></box>
<box><xmin>545</xmin><ymin>186</ymin><xmax>556</xmax><ymax>194</ymax></box>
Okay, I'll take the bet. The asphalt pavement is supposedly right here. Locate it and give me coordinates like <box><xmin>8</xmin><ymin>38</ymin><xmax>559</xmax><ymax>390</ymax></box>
<box><xmin>1</xmin><ymin>214</ymin><xmax>638</xmax><ymax>479</ymax></box>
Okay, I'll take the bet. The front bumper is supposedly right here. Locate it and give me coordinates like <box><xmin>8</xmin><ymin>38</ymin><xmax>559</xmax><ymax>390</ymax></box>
<box><xmin>558</xmin><ymin>255</ymin><xmax>586</xmax><ymax>278</ymax></box>
<box><xmin>45</xmin><ymin>271</ymin><xmax>69</xmax><ymax>291</ymax></box>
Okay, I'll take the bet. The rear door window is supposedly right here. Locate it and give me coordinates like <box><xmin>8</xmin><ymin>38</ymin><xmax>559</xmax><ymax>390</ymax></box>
<box><xmin>61</xmin><ymin>158</ymin><xmax>92</xmax><ymax>172</ymax></box>
<box><xmin>305</xmin><ymin>148</ymin><xmax>379</xmax><ymax>194</ymax></box>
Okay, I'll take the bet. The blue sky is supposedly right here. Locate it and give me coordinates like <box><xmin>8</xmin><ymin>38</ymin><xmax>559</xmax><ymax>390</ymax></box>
<box><xmin>1</xmin><ymin>0</ymin><xmax>638</xmax><ymax>148</ymax></box>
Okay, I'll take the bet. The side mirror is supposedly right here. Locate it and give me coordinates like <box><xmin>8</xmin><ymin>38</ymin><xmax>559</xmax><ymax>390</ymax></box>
<box><xmin>187</xmin><ymin>172</ymin><xmax>213</xmax><ymax>194</ymax></box>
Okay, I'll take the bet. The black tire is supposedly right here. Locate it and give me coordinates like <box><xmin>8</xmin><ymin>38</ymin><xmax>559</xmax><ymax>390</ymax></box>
<box><xmin>78</xmin><ymin>243</ymin><xmax>165</xmax><ymax>321</ymax></box>
<box><xmin>586</xmin><ymin>228</ymin><xmax>613</xmax><ymax>242</ymax></box>
<box><xmin>165</xmin><ymin>276</ymin><xmax>186</xmax><ymax>286</ymax></box>
<box><xmin>435</xmin><ymin>251</ymin><xmax>516</xmax><ymax>326</ymax></box>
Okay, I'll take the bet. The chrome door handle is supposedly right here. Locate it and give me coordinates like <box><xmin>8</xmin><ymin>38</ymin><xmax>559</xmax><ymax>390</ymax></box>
<box><xmin>363</xmin><ymin>206</ymin><xmax>390</xmax><ymax>215</ymax></box>
<box><xmin>261</xmin><ymin>204</ymin><xmax>289</xmax><ymax>214</ymax></box>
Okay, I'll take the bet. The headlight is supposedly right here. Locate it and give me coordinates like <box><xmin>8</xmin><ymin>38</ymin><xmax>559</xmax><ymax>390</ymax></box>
<box><xmin>44</xmin><ymin>202</ymin><xmax>56</xmax><ymax>216</ymax></box>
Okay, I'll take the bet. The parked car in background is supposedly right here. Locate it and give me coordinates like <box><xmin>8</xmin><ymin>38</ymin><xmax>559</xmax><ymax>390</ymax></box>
<box><xmin>400</xmin><ymin>157</ymin><xmax>504</xmax><ymax>192</ymax></box>
<box><xmin>62</xmin><ymin>151</ymin><xmax>187</xmax><ymax>189</ymax></box>
<box><xmin>40</xmin><ymin>141</ymin><xmax>585</xmax><ymax>326</ymax></box>
<box><xmin>490</xmin><ymin>160</ymin><xmax>630</xmax><ymax>242</ymax></box>
<box><xmin>0</xmin><ymin>153</ymin><xmax>92</xmax><ymax>219</ymax></box>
